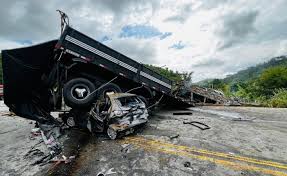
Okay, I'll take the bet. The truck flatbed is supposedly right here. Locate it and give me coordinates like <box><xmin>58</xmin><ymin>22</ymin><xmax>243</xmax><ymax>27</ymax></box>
<box><xmin>58</xmin><ymin>26</ymin><xmax>172</xmax><ymax>94</ymax></box>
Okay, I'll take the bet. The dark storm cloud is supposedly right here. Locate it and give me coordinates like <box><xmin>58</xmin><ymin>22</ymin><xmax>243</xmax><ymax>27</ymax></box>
<box><xmin>0</xmin><ymin>0</ymin><xmax>159</xmax><ymax>42</ymax></box>
<box><xmin>0</xmin><ymin>1</ymin><xmax>59</xmax><ymax>41</ymax></box>
<box><xmin>216</xmin><ymin>10</ymin><xmax>259</xmax><ymax>50</ymax></box>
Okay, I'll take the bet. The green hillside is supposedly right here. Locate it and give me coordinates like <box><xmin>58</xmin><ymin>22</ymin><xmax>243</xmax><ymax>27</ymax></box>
<box><xmin>196</xmin><ymin>55</ymin><xmax>287</xmax><ymax>107</ymax></box>
<box><xmin>224</xmin><ymin>56</ymin><xmax>287</xmax><ymax>84</ymax></box>
<box><xmin>197</xmin><ymin>55</ymin><xmax>287</xmax><ymax>87</ymax></box>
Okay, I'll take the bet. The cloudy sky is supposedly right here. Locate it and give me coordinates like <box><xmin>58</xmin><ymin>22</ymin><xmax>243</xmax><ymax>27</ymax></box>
<box><xmin>1</xmin><ymin>0</ymin><xmax>287</xmax><ymax>82</ymax></box>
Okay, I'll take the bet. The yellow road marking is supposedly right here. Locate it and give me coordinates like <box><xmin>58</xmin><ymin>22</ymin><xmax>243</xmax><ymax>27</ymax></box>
<box><xmin>120</xmin><ymin>136</ymin><xmax>287</xmax><ymax>176</ymax></box>
<box><xmin>126</xmin><ymin>137</ymin><xmax>287</xmax><ymax>170</ymax></box>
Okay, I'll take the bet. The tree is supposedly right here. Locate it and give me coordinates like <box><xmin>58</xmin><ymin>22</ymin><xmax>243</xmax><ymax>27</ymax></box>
<box><xmin>145</xmin><ymin>64</ymin><xmax>182</xmax><ymax>82</ymax></box>
<box><xmin>257</xmin><ymin>66</ymin><xmax>287</xmax><ymax>96</ymax></box>
<box><xmin>211</xmin><ymin>79</ymin><xmax>224</xmax><ymax>89</ymax></box>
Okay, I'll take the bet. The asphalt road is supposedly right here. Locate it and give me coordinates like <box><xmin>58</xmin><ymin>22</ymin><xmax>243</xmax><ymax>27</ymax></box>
<box><xmin>0</xmin><ymin>103</ymin><xmax>287</xmax><ymax>176</ymax></box>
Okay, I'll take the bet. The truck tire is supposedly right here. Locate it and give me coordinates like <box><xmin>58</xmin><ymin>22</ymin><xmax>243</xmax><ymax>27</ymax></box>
<box><xmin>97</xmin><ymin>83</ymin><xmax>122</xmax><ymax>98</ymax></box>
<box><xmin>63</xmin><ymin>78</ymin><xmax>96</xmax><ymax>108</ymax></box>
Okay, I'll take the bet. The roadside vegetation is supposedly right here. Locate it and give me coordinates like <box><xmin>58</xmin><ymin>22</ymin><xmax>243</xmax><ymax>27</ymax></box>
<box><xmin>267</xmin><ymin>89</ymin><xmax>287</xmax><ymax>108</ymax></box>
<box><xmin>197</xmin><ymin>56</ymin><xmax>287</xmax><ymax>108</ymax></box>
<box><xmin>145</xmin><ymin>64</ymin><xmax>193</xmax><ymax>83</ymax></box>
<box><xmin>145</xmin><ymin>64</ymin><xmax>182</xmax><ymax>82</ymax></box>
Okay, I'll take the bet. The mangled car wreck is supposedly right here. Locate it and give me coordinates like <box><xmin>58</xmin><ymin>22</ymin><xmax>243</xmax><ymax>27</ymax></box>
<box><xmin>1</xmin><ymin>14</ymin><xmax>193</xmax><ymax>142</ymax></box>
<box><xmin>97</xmin><ymin>93</ymin><xmax>148</xmax><ymax>139</ymax></box>
<box><xmin>62</xmin><ymin>92</ymin><xmax>148</xmax><ymax>139</ymax></box>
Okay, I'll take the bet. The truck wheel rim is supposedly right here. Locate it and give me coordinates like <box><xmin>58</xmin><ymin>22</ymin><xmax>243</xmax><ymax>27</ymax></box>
<box><xmin>71</xmin><ymin>84</ymin><xmax>90</xmax><ymax>100</ymax></box>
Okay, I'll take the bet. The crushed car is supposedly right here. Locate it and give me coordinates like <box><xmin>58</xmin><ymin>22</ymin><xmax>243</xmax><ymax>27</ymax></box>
<box><xmin>61</xmin><ymin>92</ymin><xmax>148</xmax><ymax>139</ymax></box>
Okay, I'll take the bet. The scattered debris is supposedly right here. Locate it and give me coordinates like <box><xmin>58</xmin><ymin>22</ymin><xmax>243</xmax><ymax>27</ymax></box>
<box><xmin>191</xmin><ymin>86</ymin><xmax>242</xmax><ymax>106</ymax></box>
<box><xmin>24</xmin><ymin>149</ymin><xmax>44</xmax><ymax>159</ymax></box>
<box><xmin>31</xmin><ymin>128</ymin><xmax>41</xmax><ymax>135</ymax></box>
<box><xmin>232</xmin><ymin>117</ymin><xmax>256</xmax><ymax>121</ymax></box>
<box><xmin>191</xmin><ymin>86</ymin><xmax>228</xmax><ymax>104</ymax></box>
<box><xmin>50</xmin><ymin>155</ymin><xmax>76</xmax><ymax>164</ymax></box>
<box><xmin>97</xmin><ymin>168</ymin><xmax>117</xmax><ymax>176</ymax></box>
<box><xmin>0</xmin><ymin>111</ymin><xmax>16</xmax><ymax>116</ymax></box>
<box><xmin>32</xmin><ymin>153</ymin><xmax>55</xmax><ymax>166</ymax></box>
<box><xmin>169</xmin><ymin>134</ymin><xmax>180</xmax><ymax>140</ymax></box>
<box><xmin>29</xmin><ymin>127</ymin><xmax>42</xmax><ymax>140</ymax></box>
<box><xmin>173</xmin><ymin>112</ymin><xmax>193</xmax><ymax>115</ymax></box>
<box><xmin>121</xmin><ymin>144</ymin><xmax>133</xmax><ymax>153</ymax></box>
<box><xmin>183</xmin><ymin>161</ymin><xmax>193</xmax><ymax>171</ymax></box>
<box><xmin>41</xmin><ymin>130</ymin><xmax>62</xmax><ymax>154</ymax></box>
<box><xmin>184</xmin><ymin>161</ymin><xmax>191</xmax><ymax>168</ymax></box>
<box><xmin>183</xmin><ymin>121</ymin><xmax>210</xmax><ymax>130</ymax></box>
<box><xmin>25</xmin><ymin>125</ymin><xmax>64</xmax><ymax>166</ymax></box>
<box><xmin>24</xmin><ymin>139</ymin><xmax>44</xmax><ymax>156</ymax></box>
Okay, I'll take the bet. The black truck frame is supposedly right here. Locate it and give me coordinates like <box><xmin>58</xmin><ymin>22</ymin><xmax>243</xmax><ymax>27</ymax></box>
<box><xmin>2</xmin><ymin>25</ymin><xmax>192</xmax><ymax>123</ymax></box>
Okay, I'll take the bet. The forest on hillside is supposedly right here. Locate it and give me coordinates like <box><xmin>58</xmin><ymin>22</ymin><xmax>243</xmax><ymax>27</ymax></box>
<box><xmin>196</xmin><ymin>56</ymin><xmax>287</xmax><ymax>107</ymax></box>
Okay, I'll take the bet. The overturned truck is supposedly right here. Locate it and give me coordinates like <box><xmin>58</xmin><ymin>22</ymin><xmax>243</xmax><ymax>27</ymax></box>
<box><xmin>2</xmin><ymin>23</ymin><xmax>192</xmax><ymax>137</ymax></box>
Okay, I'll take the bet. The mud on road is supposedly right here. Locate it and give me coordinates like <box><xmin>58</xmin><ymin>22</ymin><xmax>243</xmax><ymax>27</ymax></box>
<box><xmin>0</xmin><ymin>104</ymin><xmax>287</xmax><ymax>176</ymax></box>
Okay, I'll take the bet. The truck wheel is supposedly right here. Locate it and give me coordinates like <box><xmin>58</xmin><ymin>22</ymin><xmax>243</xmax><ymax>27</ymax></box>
<box><xmin>63</xmin><ymin>78</ymin><xmax>96</xmax><ymax>108</ymax></box>
<box><xmin>97</xmin><ymin>83</ymin><xmax>122</xmax><ymax>98</ymax></box>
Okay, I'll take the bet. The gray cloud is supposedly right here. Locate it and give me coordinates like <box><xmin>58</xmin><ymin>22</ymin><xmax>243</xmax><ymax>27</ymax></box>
<box><xmin>0</xmin><ymin>0</ymin><xmax>159</xmax><ymax>41</ymax></box>
<box><xmin>105</xmin><ymin>38</ymin><xmax>157</xmax><ymax>64</ymax></box>
<box><xmin>216</xmin><ymin>10</ymin><xmax>259</xmax><ymax>50</ymax></box>
<box><xmin>201</xmin><ymin>0</ymin><xmax>229</xmax><ymax>9</ymax></box>
<box><xmin>1</xmin><ymin>0</ymin><xmax>287</xmax><ymax>83</ymax></box>
<box><xmin>164</xmin><ymin>0</ymin><xmax>229</xmax><ymax>23</ymax></box>
<box><xmin>164</xmin><ymin>3</ymin><xmax>193</xmax><ymax>23</ymax></box>
<box><xmin>193</xmin><ymin>59</ymin><xmax>225</xmax><ymax>68</ymax></box>
<box><xmin>0</xmin><ymin>1</ymin><xmax>59</xmax><ymax>41</ymax></box>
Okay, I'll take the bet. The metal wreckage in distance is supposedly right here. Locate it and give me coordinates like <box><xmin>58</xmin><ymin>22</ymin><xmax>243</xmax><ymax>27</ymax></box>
<box><xmin>1</xmin><ymin>13</ymin><xmax>193</xmax><ymax>139</ymax></box>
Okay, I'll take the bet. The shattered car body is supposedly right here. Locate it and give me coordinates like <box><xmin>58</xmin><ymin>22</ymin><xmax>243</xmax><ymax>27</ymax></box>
<box><xmin>106</xmin><ymin>93</ymin><xmax>148</xmax><ymax>139</ymax></box>
<box><xmin>86</xmin><ymin>93</ymin><xmax>148</xmax><ymax>139</ymax></box>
